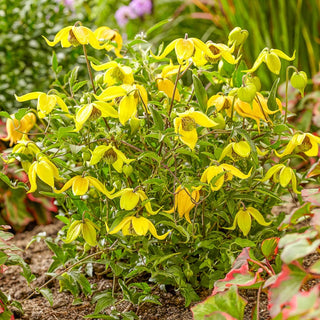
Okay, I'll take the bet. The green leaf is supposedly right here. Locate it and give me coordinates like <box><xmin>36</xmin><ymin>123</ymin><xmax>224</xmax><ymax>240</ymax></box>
<box><xmin>40</xmin><ymin>288</ymin><xmax>53</xmax><ymax>306</ymax></box>
<box><xmin>93</xmin><ymin>291</ymin><xmax>116</xmax><ymax>314</ymax></box>
<box><xmin>15</xmin><ymin>108</ymin><xmax>30</xmax><ymax>120</ymax></box>
<box><xmin>261</xmin><ymin>237</ymin><xmax>279</xmax><ymax>260</ymax></box>
<box><xmin>69</xmin><ymin>66</ymin><xmax>79</xmax><ymax>87</ymax></box>
<box><xmin>193</xmin><ymin>74</ymin><xmax>208</xmax><ymax>113</ymax></box>
<box><xmin>0</xmin><ymin>111</ymin><xmax>11</xmax><ymax>119</ymax></box>
<box><xmin>0</xmin><ymin>251</ymin><xmax>8</xmax><ymax>265</ymax></box>
<box><xmin>73</xmin><ymin>80</ymin><xmax>88</xmax><ymax>93</ymax></box>
<box><xmin>191</xmin><ymin>286</ymin><xmax>246</xmax><ymax>320</ymax></box>
<box><xmin>52</xmin><ymin>51</ymin><xmax>58</xmax><ymax>73</ymax></box>
<box><xmin>70</xmin><ymin>271</ymin><xmax>92</xmax><ymax>296</ymax></box>
<box><xmin>118</xmin><ymin>279</ymin><xmax>134</xmax><ymax>303</ymax></box>
<box><xmin>149</xmin><ymin>106</ymin><xmax>164</xmax><ymax>131</ymax></box>
<box><xmin>267</xmin><ymin>77</ymin><xmax>280</xmax><ymax>111</ymax></box>
<box><xmin>146</xmin><ymin>19</ymin><xmax>171</xmax><ymax>35</ymax></box>
<box><xmin>233</xmin><ymin>60</ymin><xmax>248</xmax><ymax>87</ymax></box>
<box><xmin>234</xmin><ymin>238</ymin><xmax>256</xmax><ymax>248</ymax></box>
<box><xmin>45</xmin><ymin>239</ymin><xmax>66</xmax><ymax>264</ymax></box>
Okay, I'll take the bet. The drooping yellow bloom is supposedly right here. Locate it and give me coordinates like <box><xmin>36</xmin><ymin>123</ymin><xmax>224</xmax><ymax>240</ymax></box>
<box><xmin>151</xmin><ymin>37</ymin><xmax>215</xmax><ymax>65</ymax></box>
<box><xmin>109</xmin><ymin>188</ymin><xmax>160</xmax><ymax>215</ymax></box>
<box><xmin>94</xmin><ymin>84</ymin><xmax>148</xmax><ymax>125</ymax></box>
<box><xmin>234</xmin><ymin>93</ymin><xmax>282</xmax><ymax>131</ymax></box>
<box><xmin>259</xmin><ymin>164</ymin><xmax>300</xmax><ymax>194</ymax></box>
<box><xmin>10</xmin><ymin>137</ymin><xmax>40</xmax><ymax>171</ymax></box>
<box><xmin>205</xmin><ymin>41</ymin><xmax>239</xmax><ymax>64</ymax></box>
<box><xmin>64</xmin><ymin>219</ymin><xmax>98</xmax><ymax>246</ymax></box>
<box><xmin>207</xmin><ymin>94</ymin><xmax>233</xmax><ymax>116</ymax></box>
<box><xmin>15</xmin><ymin>92</ymin><xmax>69</xmax><ymax>119</ymax></box>
<box><xmin>109</xmin><ymin>216</ymin><xmax>170</xmax><ymax>240</ymax></box>
<box><xmin>28</xmin><ymin>156</ymin><xmax>61</xmax><ymax>193</ymax></box>
<box><xmin>165</xmin><ymin>185</ymin><xmax>201</xmax><ymax>223</ymax></box>
<box><xmin>161</xmin><ymin>60</ymin><xmax>188</xmax><ymax>78</ymax></box>
<box><xmin>1</xmin><ymin>113</ymin><xmax>36</xmax><ymax>146</ymax></box>
<box><xmin>89</xmin><ymin>145</ymin><xmax>134</xmax><ymax>173</ymax></box>
<box><xmin>43</xmin><ymin>25</ymin><xmax>104</xmax><ymax>50</ymax></box>
<box><xmin>275</xmin><ymin>133</ymin><xmax>320</xmax><ymax>158</ymax></box>
<box><xmin>226</xmin><ymin>206</ymin><xmax>271</xmax><ymax>236</ymax></box>
<box><xmin>54</xmin><ymin>175</ymin><xmax>114</xmax><ymax>197</ymax></box>
<box><xmin>245</xmin><ymin>48</ymin><xmax>295</xmax><ymax>75</ymax></box>
<box><xmin>93</xmin><ymin>27</ymin><xmax>123</xmax><ymax>57</ymax></box>
<box><xmin>156</xmin><ymin>78</ymin><xmax>180</xmax><ymax>101</ymax></box>
<box><xmin>174</xmin><ymin>108</ymin><xmax>217</xmax><ymax>150</ymax></box>
<box><xmin>201</xmin><ymin>164</ymin><xmax>252</xmax><ymax>191</ymax></box>
<box><xmin>74</xmin><ymin>101</ymin><xmax>118</xmax><ymax>131</ymax></box>
<box><xmin>219</xmin><ymin>141</ymin><xmax>251</xmax><ymax>162</ymax></box>
<box><xmin>91</xmin><ymin>61</ymin><xmax>134</xmax><ymax>86</ymax></box>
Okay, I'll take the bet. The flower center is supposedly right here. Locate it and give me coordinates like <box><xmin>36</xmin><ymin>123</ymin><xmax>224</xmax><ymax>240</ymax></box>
<box><xmin>104</xmin><ymin>149</ymin><xmax>118</xmax><ymax>164</ymax></box>
<box><xmin>181</xmin><ymin>116</ymin><xmax>196</xmax><ymax>131</ymax></box>
<box><xmin>68</xmin><ymin>30</ymin><xmax>80</xmax><ymax>46</ymax></box>
<box><xmin>295</xmin><ymin>136</ymin><xmax>312</xmax><ymax>153</ymax></box>
<box><xmin>89</xmin><ymin>107</ymin><xmax>102</xmax><ymax>120</ymax></box>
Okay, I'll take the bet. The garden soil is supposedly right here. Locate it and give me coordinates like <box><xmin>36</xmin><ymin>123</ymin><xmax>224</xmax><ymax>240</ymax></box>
<box><xmin>3</xmin><ymin>217</ymin><xmax>316</xmax><ymax>320</ymax></box>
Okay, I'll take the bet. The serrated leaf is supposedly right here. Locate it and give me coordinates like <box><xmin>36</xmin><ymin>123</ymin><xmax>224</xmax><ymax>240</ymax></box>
<box><xmin>193</xmin><ymin>75</ymin><xmax>208</xmax><ymax>113</ymax></box>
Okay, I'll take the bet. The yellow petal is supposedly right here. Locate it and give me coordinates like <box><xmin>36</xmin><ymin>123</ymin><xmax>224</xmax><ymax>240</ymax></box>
<box><xmin>37</xmin><ymin>160</ymin><xmax>55</xmax><ymax>188</ymax></box>
<box><xmin>290</xmin><ymin>171</ymin><xmax>301</xmax><ymax>194</ymax></box>
<box><xmin>54</xmin><ymin>176</ymin><xmax>77</xmax><ymax>194</ymax></box>
<box><xmin>244</xmin><ymin>51</ymin><xmax>266</xmax><ymax>73</ymax></box>
<box><xmin>270</xmin><ymin>49</ymin><xmax>295</xmax><ymax>61</ymax></box>
<box><xmin>279</xmin><ymin>167</ymin><xmax>292</xmax><ymax>188</ymax></box>
<box><xmin>82</xmin><ymin>219</ymin><xmax>97</xmax><ymax>246</ymax></box>
<box><xmin>119</xmin><ymin>95</ymin><xmax>136</xmax><ymax>125</ymax></box>
<box><xmin>38</xmin><ymin>94</ymin><xmax>56</xmax><ymax>116</ymax></box>
<box><xmin>265</xmin><ymin>52</ymin><xmax>281</xmax><ymax>75</ymax></box>
<box><xmin>237</xmin><ymin>209</ymin><xmax>252</xmax><ymax>236</ymax></box>
<box><xmin>120</xmin><ymin>190</ymin><xmax>140</xmax><ymax>210</ymax></box>
<box><xmin>189</xmin><ymin>111</ymin><xmax>217</xmax><ymax>127</ymax></box>
<box><xmin>64</xmin><ymin>220</ymin><xmax>82</xmax><ymax>243</ymax></box>
<box><xmin>42</xmin><ymin>27</ymin><xmax>72</xmax><ymax>47</ymax></box>
<box><xmin>259</xmin><ymin>164</ymin><xmax>284</xmax><ymax>182</ymax></box>
<box><xmin>95</xmin><ymin>86</ymin><xmax>127</xmax><ymax>101</ymax></box>
<box><xmin>233</xmin><ymin>141</ymin><xmax>251</xmax><ymax>158</ymax></box>
<box><xmin>151</xmin><ymin>39</ymin><xmax>178</xmax><ymax>60</ymax></box>
<box><xmin>89</xmin><ymin>145</ymin><xmax>111</xmax><ymax>165</ymax></box>
<box><xmin>132</xmin><ymin>217</ymin><xmax>149</xmax><ymax>236</ymax></box>
<box><xmin>91</xmin><ymin>61</ymin><xmax>118</xmax><ymax>71</ymax></box>
<box><xmin>221</xmin><ymin>164</ymin><xmax>252</xmax><ymax>179</ymax></box>
<box><xmin>86</xmin><ymin>176</ymin><xmax>114</xmax><ymax>197</ymax></box>
<box><xmin>147</xmin><ymin>219</ymin><xmax>170</xmax><ymax>240</ymax></box>
<box><xmin>15</xmin><ymin>92</ymin><xmax>42</xmax><ymax>102</ymax></box>
<box><xmin>175</xmin><ymin>38</ymin><xmax>194</xmax><ymax>62</ymax></box>
<box><xmin>157</xmin><ymin>78</ymin><xmax>180</xmax><ymax>101</ymax></box>
<box><xmin>247</xmin><ymin>207</ymin><xmax>272</xmax><ymax>226</ymax></box>
<box><xmin>109</xmin><ymin>216</ymin><xmax>132</xmax><ymax>234</ymax></box>
<box><xmin>218</xmin><ymin>143</ymin><xmax>234</xmax><ymax>162</ymax></box>
<box><xmin>27</xmin><ymin>162</ymin><xmax>38</xmax><ymax>193</ymax></box>
<box><xmin>179</xmin><ymin>128</ymin><xmax>198</xmax><ymax>150</ymax></box>
<box><xmin>93</xmin><ymin>101</ymin><xmax>118</xmax><ymax>118</ymax></box>
<box><xmin>75</xmin><ymin>104</ymin><xmax>93</xmax><ymax>131</ymax></box>
<box><xmin>72</xmin><ymin>176</ymin><xmax>89</xmax><ymax>195</ymax></box>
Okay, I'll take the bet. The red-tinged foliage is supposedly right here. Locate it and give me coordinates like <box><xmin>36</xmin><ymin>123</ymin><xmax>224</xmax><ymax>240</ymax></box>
<box><xmin>267</xmin><ymin>263</ymin><xmax>307</xmax><ymax>317</ymax></box>
<box><xmin>212</xmin><ymin>248</ymin><xmax>264</xmax><ymax>295</ymax></box>
<box><xmin>261</xmin><ymin>237</ymin><xmax>279</xmax><ymax>261</ymax></box>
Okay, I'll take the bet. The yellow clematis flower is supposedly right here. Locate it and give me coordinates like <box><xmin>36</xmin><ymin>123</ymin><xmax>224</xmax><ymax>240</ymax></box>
<box><xmin>93</xmin><ymin>26</ymin><xmax>123</xmax><ymax>57</ymax></box>
<box><xmin>219</xmin><ymin>141</ymin><xmax>251</xmax><ymax>162</ymax></box>
<box><xmin>161</xmin><ymin>60</ymin><xmax>188</xmax><ymax>78</ymax></box>
<box><xmin>28</xmin><ymin>156</ymin><xmax>61</xmax><ymax>193</ymax></box>
<box><xmin>64</xmin><ymin>219</ymin><xmax>98</xmax><ymax>246</ymax></box>
<box><xmin>205</xmin><ymin>41</ymin><xmax>239</xmax><ymax>65</ymax></box>
<box><xmin>165</xmin><ymin>185</ymin><xmax>200</xmax><ymax>223</ymax></box>
<box><xmin>15</xmin><ymin>92</ymin><xmax>69</xmax><ymax>119</ymax></box>
<box><xmin>43</xmin><ymin>25</ymin><xmax>104</xmax><ymax>50</ymax></box>
<box><xmin>1</xmin><ymin>113</ymin><xmax>36</xmax><ymax>146</ymax></box>
<box><xmin>201</xmin><ymin>164</ymin><xmax>252</xmax><ymax>191</ymax></box>
<box><xmin>109</xmin><ymin>216</ymin><xmax>170</xmax><ymax>240</ymax></box>
<box><xmin>245</xmin><ymin>48</ymin><xmax>295</xmax><ymax>75</ymax></box>
<box><xmin>259</xmin><ymin>164</ymin><xmax>300</xmax><ymax>194</ymax></box>
<box><xmin>275</xmin><ymin>132</ymin><xmax>320</xmax><ymax>158</ymax></box>
<box><xmin>91</xmin><ymin>61</ymin><xmax>134</xmax><ymax>86</ymax></box>
<box><xmin>109</xmin><ymin>188</ymin><xmax>160</xmax><ymax>215</ymax></box>
<box><xmin>74</xmin><ymin>101</ymin><xmax>118</xmax><ymax>131</ymax></box>
<box><xmin>207</xmin><ymin>94</ymin><xmax>233</xmax><ymax>116</ymax></box>
<box><xmin>10</xmin><ymin>137</ymin><xmax>40</xmax><ymax>172</ymax></box>
<box><xmin>234</xmin><ymin>93</ymin><xmax>282</xmax><ymax>132</ymax></box>
<box><xmin>94</xmin><ymin>84</ymin><xmax>148</xmax><ymax>125</ymax></box>
<box><xmin>226</xmin><ymin>206</ymin><xmax>271</xmax><ymax>236</ymax></box>
<box><xmin>174</xmin><ymin>108</ymin><xmax>218</xmax><ymax>150</ymax></box>
<box><xmin>54</xmin><ymin>175</ymin><xmax>114</xmax><ymax>198</ymax></box>
<box><xmin>156</xmin><ymin>78</ymin><xmax>180</xmax><ymax>101</ymax></box>
<box><xmin>89</xmin><ymin>145</ymin><xmax>134</xmax><ymax>173</ymax></box>
<box><xmin>151</xmin><ymin>37</ymin><xmax>215</xmax><ymax>65</ymax></box>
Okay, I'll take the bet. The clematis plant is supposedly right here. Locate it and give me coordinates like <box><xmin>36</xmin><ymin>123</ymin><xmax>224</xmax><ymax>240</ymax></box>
<box><xmin>1</xmin><ymin>21</ymin><xmax>319</xmax><ymax>315</ymax></box>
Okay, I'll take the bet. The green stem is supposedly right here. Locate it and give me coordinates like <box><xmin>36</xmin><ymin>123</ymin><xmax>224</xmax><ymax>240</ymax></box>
<box><xmin>82</xmin><ymin>45</ymin><xmax>96</xmax><ymax>94</ymax></box>
<box><xmin>284</xmin><ymin>65</ymin><xmax>299</xmax><ymax>123</ymax></box>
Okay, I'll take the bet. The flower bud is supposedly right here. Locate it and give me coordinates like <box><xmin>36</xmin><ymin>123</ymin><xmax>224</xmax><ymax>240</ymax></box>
<box><xmin>130</xmin><ymin>117</ymin><xmax>141</xmax><ymax>134</ymax></box>
<box><xmin>228</xmin><ymin>27</ymin><xmax>249</xmax><ymax>46</ymax></box>
<box><xmin>82</xmin><ymin>150</ymin><xmax>91</xmax><ymax>162</ymax></box>
<box><xmin>123</xmin><ymin>164</ymin><xmax>133</xmax><ymax>177</ymax></box>
<box><xmin>94</xmin><ymin>73</ymin><xmax>104</xmax><ymax>85</ymax></box>
<box><xmin>246</xmin><ymin>76</ymin><xmax>261</xmax><ymax>92</ymax></box>
<box><xmin>237</xmin><ymin>83</ymin><xmax>257</xmax><ymax>103</ymax></box>
<box><xmin>290</xmin><ymin>71</ymin><xmax>307</xmax><ymax>97</ymax></box>
<box><xmin>266</xmin><ymin>52</ymin><xmax>281</xmax><ymax>75</ymax></box>
<box><xmin>210</xmin><ymin>113</ymin><xmax>225</xmax><ymax>129</ymax></box>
